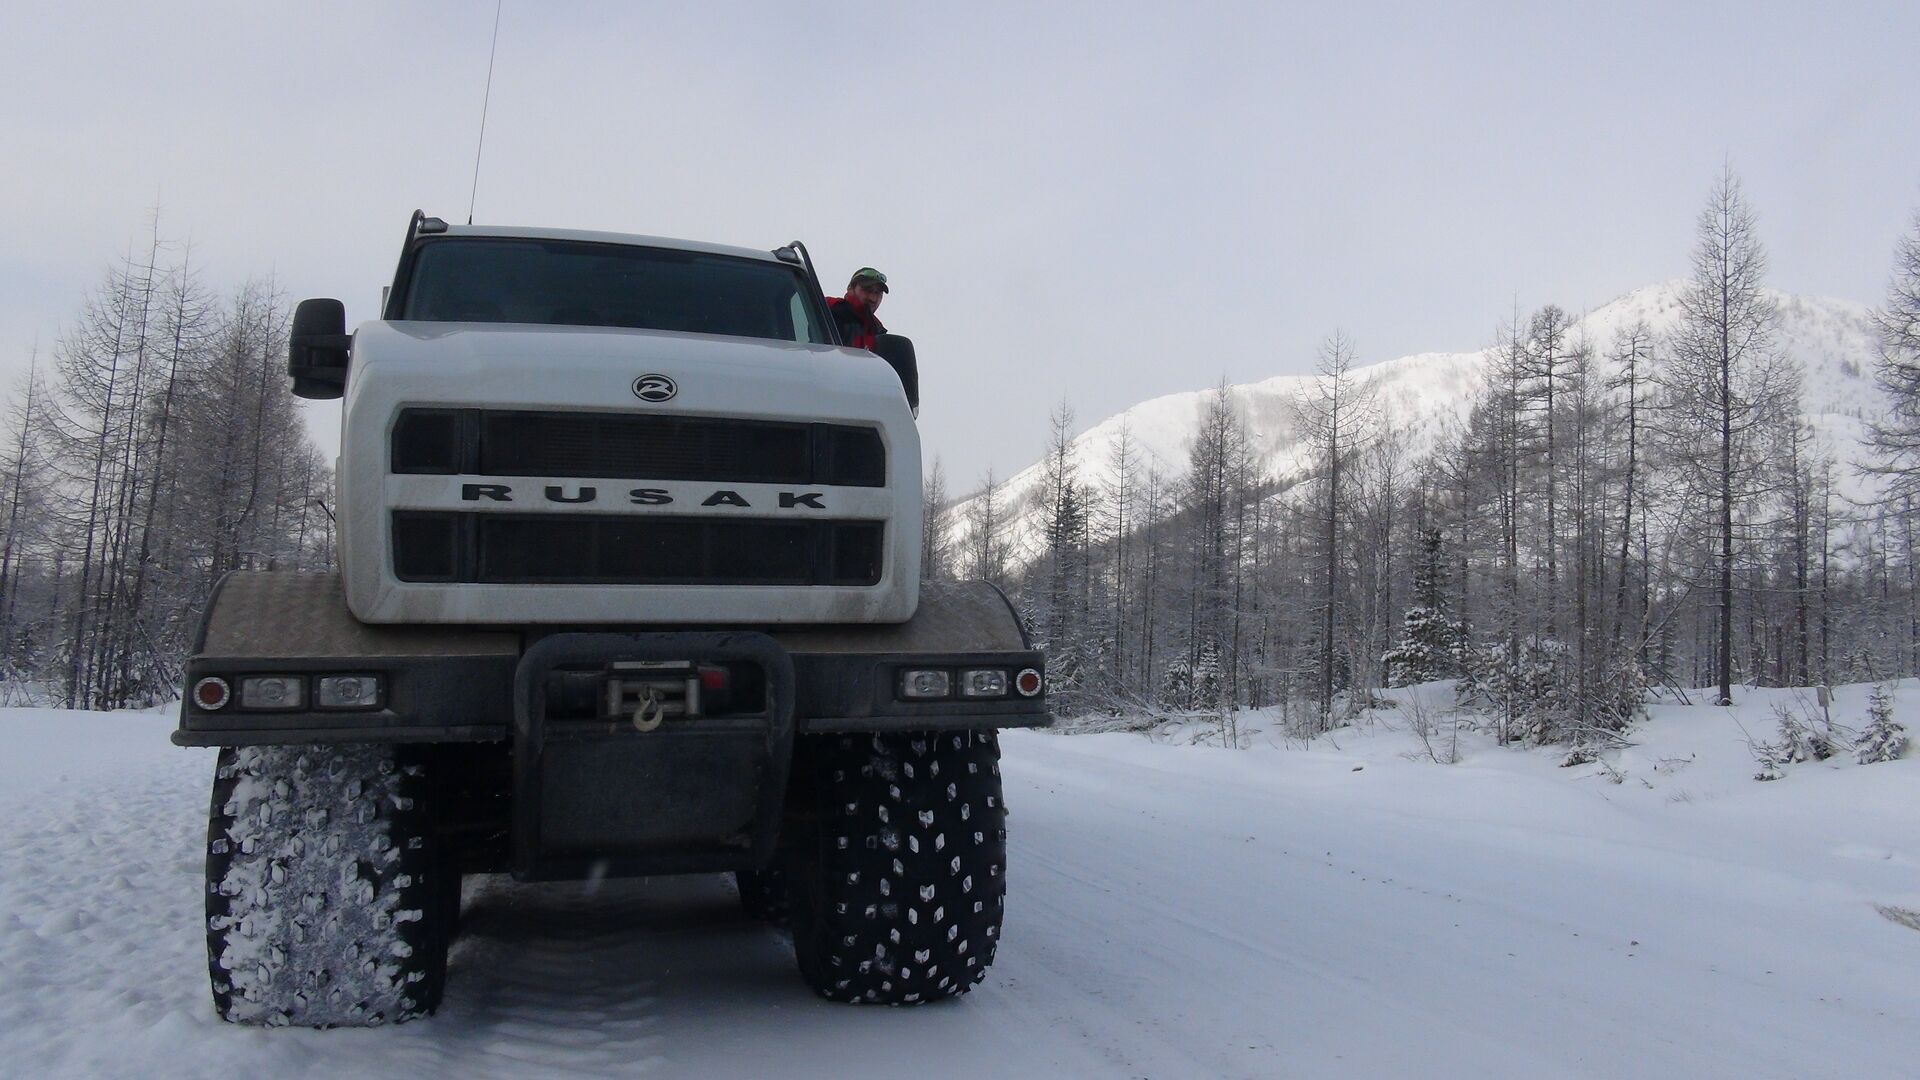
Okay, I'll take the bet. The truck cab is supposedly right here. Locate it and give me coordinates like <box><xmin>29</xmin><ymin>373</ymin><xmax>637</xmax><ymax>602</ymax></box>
<box><xmin>307</xmin><ymin>218</ymin><xmax>922</xmax><ymax>625</ymax></box>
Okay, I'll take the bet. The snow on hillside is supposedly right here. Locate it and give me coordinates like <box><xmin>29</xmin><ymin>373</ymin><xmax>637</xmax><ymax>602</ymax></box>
<box><xmin>1</xmin><ymin>688</ymin><xmax>1916</xmax><ymax>1078</ymax></box>
<box><xmin>948</xmin><ymin>282</ymin><xmax>1882</xmax><ymax>566</ymax></box>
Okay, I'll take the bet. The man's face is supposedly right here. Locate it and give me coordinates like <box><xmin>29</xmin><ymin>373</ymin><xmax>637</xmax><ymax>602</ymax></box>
<box><xmin>852</xmin><ymin>282</ymin><xmax>885</xmax><ymax>311</ymax></box>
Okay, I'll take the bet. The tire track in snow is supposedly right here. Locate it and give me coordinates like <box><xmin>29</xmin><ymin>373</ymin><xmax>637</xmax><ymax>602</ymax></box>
<box><xmin>999</xmin><ymin>731</ymin><xmax>1920</xmax><ymax>1079</ymax></box>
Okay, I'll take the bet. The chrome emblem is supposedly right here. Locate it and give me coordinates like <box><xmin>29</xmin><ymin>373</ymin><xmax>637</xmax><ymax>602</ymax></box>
<box><xmin>632</xmin><ymin>374</ymin><xmax>677</xmax><ymax>402</ymax></box>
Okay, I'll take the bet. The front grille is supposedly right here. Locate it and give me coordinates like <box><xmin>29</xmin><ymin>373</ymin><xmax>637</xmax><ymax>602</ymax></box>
<box><xmin>393</xmin><ymin>409</ymin><xmax>885</xmax><ymax>488</ymax></box>
<box><xmin>392</xmin><ymin>512</ymin><xmax>884</xmax><ymax>586</ymax></box>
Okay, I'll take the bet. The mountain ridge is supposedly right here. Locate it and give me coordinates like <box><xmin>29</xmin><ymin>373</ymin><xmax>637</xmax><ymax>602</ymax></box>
<box><xmin>942</xmin><ymin>281</ymin><xmax>1884</xmax><ymax>564</ymax></box>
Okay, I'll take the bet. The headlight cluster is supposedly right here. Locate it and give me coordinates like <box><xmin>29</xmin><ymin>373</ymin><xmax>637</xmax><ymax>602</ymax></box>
<box><xmin>192</xmin><ymin>674</ymin><xmax>383</xmax><ymax>712</ymax></box>
<box><xmin>897</xmin><ymin>666</ymin><xmax>1043</xmax><ymax>701</ymax></box>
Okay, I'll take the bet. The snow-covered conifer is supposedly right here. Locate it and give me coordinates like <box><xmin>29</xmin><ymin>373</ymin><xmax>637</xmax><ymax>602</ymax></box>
<box><xmin>1193</xmin><ymin>641</ymin><xmax>1223</xmax><ymax>710</ymax></box>
<box><xmin>1161</xmin><ymin>655</ymin><xmax>1193</xmax><ymax>710</ymax></box>
<box><xmin>1385</xmin><ymin>527</ymin><xmax>1464</xmax><ymax>686</ymax></box>
<box><xmin>1856</xmin><ymin>684</ymin><xmax>1909</xmax><ymax>764</ymax></box>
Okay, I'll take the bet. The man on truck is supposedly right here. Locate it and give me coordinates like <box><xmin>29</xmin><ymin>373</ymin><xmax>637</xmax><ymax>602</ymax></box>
<box><xmin>826</xmin><ymin>266</ymin><xmax>889</xmax><ymax>349</ymax></box>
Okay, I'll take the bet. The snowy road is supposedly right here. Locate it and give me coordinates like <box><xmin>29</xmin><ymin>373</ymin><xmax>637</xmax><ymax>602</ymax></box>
<box><xmin>2</xmin><ymin>702</ymin><xmax>1916</xmax><ymax>1079</ymax></box>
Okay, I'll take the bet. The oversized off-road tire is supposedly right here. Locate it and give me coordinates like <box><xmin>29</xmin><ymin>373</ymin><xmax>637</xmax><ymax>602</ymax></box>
<box><xmin>734</xmin><ymin>867</ymin><xmax>791</xmax><ymax>927</ymax></box>
<box><xmin>204</xmin><ymin>744</ymin><xmax>452</xmax><ymax>1026</ymax></box>
<box><xmin>787</xmin><ymin>731</ymin><xmax>1007</xmax><ymax>1004</ymax></box>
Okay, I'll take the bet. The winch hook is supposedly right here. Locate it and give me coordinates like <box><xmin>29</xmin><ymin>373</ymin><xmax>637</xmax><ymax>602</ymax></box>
<box><xmin>632</xmin><ymin>688</ymin><xmax>667</xmax><ymax>732</ymax></box>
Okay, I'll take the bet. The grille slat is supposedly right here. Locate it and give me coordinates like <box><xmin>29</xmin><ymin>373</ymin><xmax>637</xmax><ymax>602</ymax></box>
<box><xmin>393</xmin><ymin>409</ymin><xmax>884</xmax><ymax>488</ymax></box>
<box><xmin>482</xmin><ymin>413</ymin><xmax>811</xmax><ymax>484</ymax></box>
<box><xmin>392</xmin><ymin>512</ymin><xmax>883</xmax><ymax>586</ymax></box>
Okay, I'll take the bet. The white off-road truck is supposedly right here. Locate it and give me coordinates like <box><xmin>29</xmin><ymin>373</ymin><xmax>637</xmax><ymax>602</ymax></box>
<box><xmin>175</xmin><ymin>212</ymin><xmax>1047</xmax><ymax>1026</ymax></box>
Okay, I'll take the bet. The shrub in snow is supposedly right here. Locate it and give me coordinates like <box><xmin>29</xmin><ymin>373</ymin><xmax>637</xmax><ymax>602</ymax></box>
<box><xmin>1561</xmin><ymin>744</ymin><xmax>1599</xmax><ymax>767</ymax></box>
<box><xmin>1770</xmin><ymin>704</ymin><xmax>1837</xmax><ymax>764</ymax></box>
<box><xmin>1459</xmin><ymin>637</ymin><xmax>1646</xmax><ymax>746</ymax></box>
<box><xmin>1754</xmin><ymin>695</ymin><xmax>1855</xmax><ymax>778</ymax></box>
<box><xmin>1857</xmin><ymin>684</ymin><xmax>1910</xmax><ymax>764</ymax></box>
<box><xmin>1457</xmin><ymin>637</ymin><xmax>1570</xmax><ymax>743</ymax></box>
<box><xmin>1585</xmin><ymin>652</ymin><xmax>1649</xmax><ymax>736</ymax></box>
<box><xmin>1035</xmin><ymin>635</ymin><xmax>1092</xmax><ymax>713</ymax></box>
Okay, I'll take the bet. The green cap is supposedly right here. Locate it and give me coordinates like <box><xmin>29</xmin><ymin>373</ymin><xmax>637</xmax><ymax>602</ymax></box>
<box><xmin>849</xmin><ymin>267</ymin><xmax>889</xmax><ymax>293</ymax></box>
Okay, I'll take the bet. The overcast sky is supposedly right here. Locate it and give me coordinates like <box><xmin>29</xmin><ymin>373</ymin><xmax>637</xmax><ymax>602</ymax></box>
<box><xmin>5</xmin><ymin>1</ymin><xmax>1918</xmax><ymax>488</ymax></box>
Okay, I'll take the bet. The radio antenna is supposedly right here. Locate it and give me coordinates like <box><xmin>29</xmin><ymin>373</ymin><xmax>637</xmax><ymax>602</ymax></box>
<box><xmin>467</xmin><ymin>0</ymin><xmax>504</xmax><ymax>225</ymax></box>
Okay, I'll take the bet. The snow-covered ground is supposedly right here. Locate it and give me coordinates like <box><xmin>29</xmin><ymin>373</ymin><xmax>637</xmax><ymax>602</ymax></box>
<box><xmin>1</xmin><ymin>687</ymin><xmax>1915</xmax><ymax>1079</ymax></box>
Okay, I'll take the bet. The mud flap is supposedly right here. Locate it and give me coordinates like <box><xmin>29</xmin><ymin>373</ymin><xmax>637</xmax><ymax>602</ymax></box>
<box><xmin>511</xmin><ymin>632</ymin><xmax>795</xmax><ymax>881</ymax></box>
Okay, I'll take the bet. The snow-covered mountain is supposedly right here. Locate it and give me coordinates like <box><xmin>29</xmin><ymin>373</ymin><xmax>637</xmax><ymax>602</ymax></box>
<box><xmin>945</xmin><ymin>281</ymin><xmax>1884</xmax><ymax>563</ymax></box>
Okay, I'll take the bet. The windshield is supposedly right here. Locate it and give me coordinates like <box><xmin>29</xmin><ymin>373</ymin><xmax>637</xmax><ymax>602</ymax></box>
<box><xmin>396</xmin><ymin>237</ymin><xmax>830</xmax><ymax>344</ymax></box>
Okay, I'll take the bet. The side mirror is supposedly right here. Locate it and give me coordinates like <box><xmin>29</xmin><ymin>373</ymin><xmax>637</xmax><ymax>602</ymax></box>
<box><xmin>289</xmin><ymin>298</ymin><xmax>351</xmax><ymax>400</ymax></box>
<box><xmin>871</xmin><ymin>334</ymin><xmax>919</xmax><ymax>414</ymax></box>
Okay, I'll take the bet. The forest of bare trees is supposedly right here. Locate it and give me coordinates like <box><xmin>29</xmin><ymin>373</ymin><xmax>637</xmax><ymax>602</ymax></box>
<box><xmin>940</xmin><ymin>169</ymin><xmax>1920</xmax><ymax>747</ymax></box>
<box><xmin>5</xmin><ymin>172</ymin><xmax>1919</xmax><ymax>736</ymax></box>
<box><xmin>0</xmin><ymin>219</ymin><xmax>333</xmax><ymax>708</ymax></box>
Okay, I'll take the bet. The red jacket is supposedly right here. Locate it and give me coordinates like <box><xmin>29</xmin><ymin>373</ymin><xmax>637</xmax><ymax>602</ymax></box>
<box><xmin>826</xmin><ymin>293</ymin><xmax>887</xmax><ymax>350</ymax></box>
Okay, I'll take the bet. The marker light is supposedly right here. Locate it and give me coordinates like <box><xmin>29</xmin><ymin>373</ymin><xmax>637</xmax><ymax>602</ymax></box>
<box><xmin>193</xmin><ymin>677</ymin><xmax>231</xmax><ymax>711</ymax></box>
<box><xmin>317</xmin><ymin>675</ymin><xmax>381</xmax><ymax>709</ymax></box>
<box><xmin>899</xmin><ymin>669</ymin><xmax>952</xmax><ymax>700</ymax></box>
<box><xmin>1015</xmin><ymin>668</ymin><xmax>1044</xmax><ymax>697</ymax></box>
<box><xmin>960</xmin><ymin>669</ymin><xmax>1008</xmax><ymax>698</ymax></box>
<box><xmin>240</xmin><ymin>676</ymin><xmax>306</xmax><ymax>710</ymax></box>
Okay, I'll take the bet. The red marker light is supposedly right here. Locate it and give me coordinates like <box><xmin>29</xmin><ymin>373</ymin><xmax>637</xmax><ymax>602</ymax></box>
<box><xmin>1015</xmin><ymin>669</ymin><xmax>1043</xmax><ymax>697</ymax></box>
<box><xmin>698</xmin><ymin>665</ymin><xmax>728</xmax><ymax>692</ymax></box>
<box><xmin>194</xmin><ymin>677</ymin><xmax>232</xmax><ymax>711</ymax></box>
